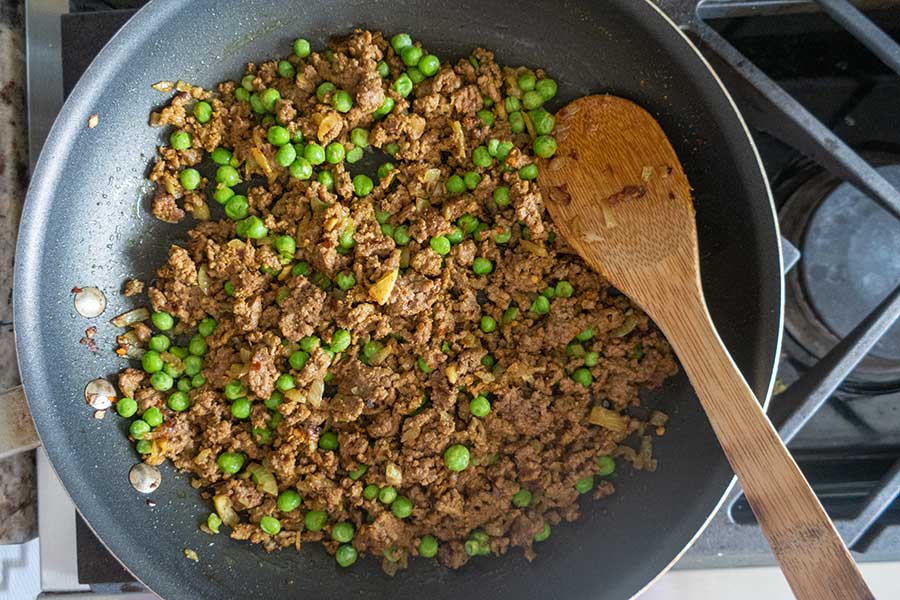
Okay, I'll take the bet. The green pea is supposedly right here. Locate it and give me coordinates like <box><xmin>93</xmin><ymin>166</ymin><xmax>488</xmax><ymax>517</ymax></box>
<box><xmin>522</xmin><ymin>90</ymin><xmax>544</xmax><ymax>111</ymax></box>
<box><xmin>195</xmin><ymin>317</ymin><xmax>215</xmax><ymax>337</ymax></box>
<box><xmin>332</xmin><ymin>90</ymin><xmax>353</xmax><ymax>113</ymax></box>
<box><xmin>472</xmin><ymin>258</ymin><xmax>493</xmax><ymax>276</ymax></box>
<box><xmin>142</xmin><ymin>406</ymin><xmax>163</xmax><ymax>428</ymax></box>
<box><xmin>163</xmin><ymin>361</ymin><xmax>183</xmax><ymax>379</ymax></box>
<box><xmin>167</xmin><ymin>390</ymin><xmax>190</xmax><ymax>412</ymax></box>
<box><xmin>217</xmin><ymin>451</ymin><xmax>244</xmax><ymax>474</ymax></box>
<box><xmin>212</xmin><ymin>186</ymin><xmax>233</xmax><ymax>204</ymax></box>
<box><xmin>241</xmin><ymin>74</ymin><xmax>255</xmax><ymax>91</ymax></box>
<box><xmin>512</xmin><ymin>489</ymin><xmax>532</xmax><ymax>507</ymax></box>
<box><xmin>176</xmin><ymin>167</ymin><xmax>200</xmax><ymax>191</ymax></box>
<box><xmin>248</xmin><ymin>92</ymin><xmax>266</xmax><ymax>114</ymax></box>
<box><xmin>391</xmin><ymin>496</ymin><xmax>413</xmax><ymax>519</ymax></box>
<box><xmin>393</xmin><ymin>74</ymin><xmax>413</xmax><ymax>98</ymax></box>
<box><xmin>530</xmin><ymin>295</ymin><xmax>550</xmax><ymax>315</ymax></box>
<box><xmin>363</xmin><ymin>484</ymin><xmax>379</xmax><ymax>500</ymax></box>
<box><xmin>222</xmin><ymin>379</ymin><xmax>243</xmax><ymax>399</ymax></box>
<box><xmin>509</xmin><ymin>111</ymin><xmax>525</xmax><ymax>133</ymax></box>
<box><xmin>335</xmin><ymin>271</ymin><xmax>356</xmax><ymax>291</ymax></box>
<box><xmin>346</xmin><ymin>147</ymin><xmax>364</xmax><ymax>163</ymax></box>
<box><xmin>352</xmin><ymin>174</ymin><xmax>374</xmax><ymax>196</ymax></box>
<box><xmin>480</xmin><ymin>316</ymin><xmax>497</xmax><ymax>333</ymax></box>
<box><xmin>224</xmin><ymin>195</ymin><xmax>249</xmax><ymax>220</ymax></box>
<box><xmin>275</xmin><ymin>489</ymin><xmax>301</xmax><ymax>513</ymax></box>
<box><xmin>317</xmin><ymin>170</ymin><xmax>335</xmax><ymax>191</ymax></box>
<box><xmin>427</xmin><ymin>235</ymin><xmax>450</xmax><ymax>256</ymax></box>
<box><xmin>377</xmin><ymin>60</ymin><xmax>390</xmax><ymax>78</ymax></box>
<box><xmin>179</xmin><ymin>377</ymin><xmax>194</xmax><ymax>393</ymax></box>
<box><xmin>275</xmin><ymin>373</ymin><xmax>295</xmax><ymax>391</ymax></box>
<box><xmin>303</xmin><ymin>142</ymin><xmax>326</xmax><ymax>165</ymax></box>
<box><xmin>129</xmin><ymin>419</ymin><xmax>151</xmax><ymax>440</ymax></box>
<box><xmin>496</xmin><ymin>141</ymin><xmax>514</xmax><ymax>162</ymax></box>
<box><xmin>384</xmin><ymin>142</ymin><xmax>400</xmax><ymax>156</ymax></box>
<box><xmin>419</xmin><ymin>535</ymin><xmax>438</xmax><ymax>558</ymax></box>
<box><xmin>469</xmin><ymin>394</ymin><xmax>491</xmax><ymax>417</ymax></box>
<box><xmin>393</xmin><ymin>225</ymin><xmax>412</xmax><ymax>246</ymax></box>
<box><xmin>481</xmin><ymin>354</ymin><xmax>496</xmax><ymax>370</ymax></box>
<box><xmin>265</xmin><ymin>126</ymin><xmax>289</xmax><ymax>147</ymax></box>
<box><xmin>505</xmin><ymin>96</ymin><xmax>521</xmax><ymax>113</ymax></box>
<box><xmin>188</xmin><ymin>334</ymin><xmax>207</xmax><ymax>356</ymax></box>
<box><xmin>417</xmin><ymin>357</ymin><xmax>432</xmax><ymax>374</ymax></box>
<box><xmin>567</xmin><ymin>342</ymin><xmax>585</xmax><ymax>358</ymax></box>
<box><xmin>464</xmin><ymin>171</ymin><xmax>482</xmax><ymax>190</ymax></box>
<box><xmin>372</xmin><ymin>96</ymin><xmax>395</xmax><ymax>119</ymax></box>
<box><xmin>206</xmin><ymin>512</ymin><xmax>223</xmax><ymax>534</ymax></box>
<box><xmin>597</xmin><ymin>455</ymin><xmax>616</xmax><ymax>477</ymax></box>
<box><xmin>361</xmin><ymin>340</ymin><xmax>383</xmax><ymax>364</ymax></box>
<box><xmin>472</xmin><ymin>146</ymin><xmax>492</xmax><ymax>168</ymax></box>
<box><xmin>210</xmin><ymin>147</ymin><xmax>232</xmax><ymax>166</ymax></box>
<box><xmin>517</xmin><ymin>72</ymin><xmax>536</xmax><ymax>91</ymax></box>
<box><xmin>150</xmin><ymin>311</ymin><xmax>174</xmax><ymax>331</ymax></box>
<box><xmin>534</xmin><ymin>523</ymin><xmax>551</xmax><ymax>542</ymax></box>
<box><xmin>455</xmin><ymin>215</ymin><xmax>476</xmax><ymax>235</ymax></box>
<box><xmin>502</xmin><ymin>306</ymin><xmax>519</xmax><ymax>324</ymax></box>
<box><xmin>465</xmin><ymin>539</ymin><xmax>483</xmax><ymax>557</ymax></box>
<box><xmin>234</xmin><ymin>87</ymin><xmax>250</xmax><ymax>102</ymax></box>
<box><xmin>398</xmin><ymin>44</ymin><xmax>421</xmax><ymax>66</ymax></box>
<box><xmin>146</xmin><ymin>334</ymin><xmax>169</xmax><ymax>353</ymax></box>
<box><xmin>135</xmin><ymin>439</ymin><xmax>152</xmax><ymax>454</ymax></box>
<box><xmin>493</xmin><ymin>227</ymin><xmax>511</xmax><ymax>244</ymax></box>
<box><xmin>293</xmin><ymin>38</ymin><xmax>311</xmax><ymax>57</ymax></box>
<box><xmin>444</xmin><ymin>444</ymin><xmax>470</xmax><ymax>472</ymax></box>
<box><xmin>169</xmin><ymin>346</ymin><xmax>189</xmax><ymax>359</ymax></box>
<box><xmin>231</xmin><ymin>397</ymin><xmax>251</xmax><ymax>419</ymax></box>
<box><xmin>289</xmin><ymin>157</ymin><xmax>313</xmax><ymax>179</ymax></box>
<box><xmin>446</xmin><ymin>175</ymin><xmax>466</xmax><ymax>194</ymax></box>
<box><xmin>447</xmin><ymin>227</ymin><xmax>465</xmax><ymax>244</ymax></box>
<box><xmin>519</xmin><ymin>164</ymin><xmax>539</xmax><ymax>180</ymax></box>
<box><xmin>534</xmin><ymin>135</ymin><xmax>557</xmax><ymax>158</ymax></box>
<box><xmin>305</xmin><ymin>510</ymin><xmax>328</xmax><ymax>532</ymax></box>
<box><xmin>149</xmin><ymin>372</ymin><xmax>173</xmax><ymax>392</ymax></box>
<box><xmin>347</xmin><ymin>128</ymin><xmax>369</xmax><ymax>149</ymax></box>
<box><xmin>530</xmin><ymin>108</ymin><xmax>555</xmax><ymax>135</ymax></box>
<box><xmin>477</xmin><ymin>110</ymin><xmax>494</xmax><ymax>127</ymax></box>
<box><xmin>491</xmin><ymin>187</ymin><xmax>511</xmax><ymax>209</ymax></box>
<box><xmin>391</xmin><ymin>33</ymin><xmax>412</xmax><ymax>52</ymax></box>
<box><xmin>299</xmin><ymin>336</ymin><xmax>320</xmax><ymax>352</ymax></box>
<box><xmin>536</xmin><ymin>78</ymin><xmax>558</xmax><ymax>101</ymax></box>
<box><xmin>576</xmin><ymin>475</ymin><xmax>595</xmax><ymax>494</ymax></box>
<box><xmin>554</xmin><ymin>280</ymin><xmax>574</xmax><ymax>298</ymax></box>
<box><xmin>259</xmin><ymin>88</ymin><xmax>280</xmax><ymax>112</ymax></box>
<box><xmin>376</xmin><ymin>162</ymin><xmax>395</xmax><ymax>180</ymax></box>
<box><xmin>191</xmin><ymin>374</ymin><xmax>206</xmax><ymax>388</ymax></box>
<box><xmin>571</xmin><ymin>367</ymin><xmax>592</xmax><ymax>388</ymax></box>
<box><xmin>335</xmin><ymin>544</ymin><xmax>357</xmax><ymax>567</ymax></box>
<box><xmin>216</xmin><ymin>165</ymin><xmax>241</xmax><ymax>186</ymax></box>
<box><xmin>259</xmin><ymin>515</ymin><xmax>281</xmax><ymax>535</ymax></box>
<box><xmin>378</xmin><ymin>486</ymin><xmax>397</xmax><ymax>504</ymax></box>
<box><xmin>330</xmin><ymin>329</ymin><xmax>351</xmax><ymax>353</ymax></box>
<box><xmin>223</xmin><ymin>281</ymin><xmax>234</xmax><ymax>296</ymax></box>
<box><xmin>348</xmin><ymin>463</ymin><xmax>368</xmax><ymax>480</ymax></box>
<box><xmin>285</xmin><ymin>350</ymin><xmax>307</xmax><ymax>372</ymax></box>
<box><xmin>276</xmin><ymin>59</ymin><xmax>295</xmax><ymax>79</ymax></box>
<box><xmin>274</xmin><ymin>143</ymin><xmax>297</xmax><ymax>167</ymax></box>
<box><xmin>332</xmin><ymin>521</ymin><xmax>354</xmax><ymax>542</ymax></box>
<box><xmin>576</xmin><ymin>328</ymin><xmax>595</xmax><ymax>342</ymax></box>
<box><xmin>241</xmin><ymin>215</ymin><xmax>269</xmax><ymax>240</ymax></box>
<box><xmin>323</xmin><ymin>141</ymin><xmax>345</xmax><ymax>164</ymax></box>
<box><xmin>169</xmin><ymin>130</ymin><xmax>191</xmax><ymax>150</ymax></box>
<box><xmin>116</xmin><ymin>397</ymin><xmax>137</xmax><ymax>418</ymax></box>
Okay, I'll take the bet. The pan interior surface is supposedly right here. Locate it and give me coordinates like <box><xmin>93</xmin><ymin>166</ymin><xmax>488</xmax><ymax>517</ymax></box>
<box><xmin>15</xmin><ymin>1</ymin><xmax>781</xmax><ymax>598</ymax></box>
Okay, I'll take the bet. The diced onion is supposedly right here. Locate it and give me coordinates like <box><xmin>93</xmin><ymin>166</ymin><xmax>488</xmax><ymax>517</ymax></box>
<box><xmin>111</xmin><ymin>307</ymin><xmax>150</xmax><ymax>327</ymax></box>
<box><xmin>213</xmin><ymin>494</ymin><xmax>239</xmax><ymax>527</ymax></box>
<box><xmin>368</xmin><ymin>269</ymin><xmax>398</xmax><ymax>305</ymax></box>
<box><xmin>197</xmin><ymin>265</ymin><xmax>210</xmax><ymax>295</ymax></box>
<box><xmin>589</xmin><ymin>406</ymin><xmax>629</xmax><ymax>435</ymax></box>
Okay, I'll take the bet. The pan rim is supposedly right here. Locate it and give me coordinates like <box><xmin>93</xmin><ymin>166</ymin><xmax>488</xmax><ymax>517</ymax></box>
<box><xmin>14</xmin><ymin>0</ymin><xmax>784</xmax><ymax>597</ymax></box>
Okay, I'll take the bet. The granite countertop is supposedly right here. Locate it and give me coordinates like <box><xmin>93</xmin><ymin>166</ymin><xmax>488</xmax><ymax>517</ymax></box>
<box><xmin>0</xmin><ymin>0</ymin><xmax>36</xmax><ymax>545</ymax></box>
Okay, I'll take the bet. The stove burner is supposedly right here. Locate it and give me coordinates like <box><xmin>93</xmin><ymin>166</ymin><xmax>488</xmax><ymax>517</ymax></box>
<box><xmin>780</xmin><ymin>152</ymin><xmax>900</xmax><ymax>390</ymax></box>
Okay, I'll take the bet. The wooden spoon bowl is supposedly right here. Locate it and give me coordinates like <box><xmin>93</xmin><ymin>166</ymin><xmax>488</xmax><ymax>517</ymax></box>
<box><xmin>539</xmin><ymin>95</ymin><xmax>873</xmax><ymax>600</ymax></box>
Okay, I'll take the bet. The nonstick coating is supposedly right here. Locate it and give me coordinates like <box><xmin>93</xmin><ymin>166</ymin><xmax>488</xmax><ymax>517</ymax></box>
<box><xmin>15</xmin><ymin>0</ymin><xmax>783</xmax><ymax>598</ymax></box>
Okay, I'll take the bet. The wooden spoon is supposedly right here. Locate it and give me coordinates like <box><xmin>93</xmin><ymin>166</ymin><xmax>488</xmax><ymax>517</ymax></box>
<box><xmin>539</xmin><ymin>95</ymin><xmax>873</xmax><ymax>600</ymax></box>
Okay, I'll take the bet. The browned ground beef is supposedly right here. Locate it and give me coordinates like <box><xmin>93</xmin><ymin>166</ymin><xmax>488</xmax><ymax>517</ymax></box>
<box><xmin>116</xmin><ymin>29</ymin><xmax>677</xmax><ymax>571</ymax></box>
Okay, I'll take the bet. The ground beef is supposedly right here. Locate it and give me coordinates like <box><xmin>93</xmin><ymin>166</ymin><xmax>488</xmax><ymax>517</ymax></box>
<box><xmin>123</xmin><ymin>278</ymin><xmax>144</xmax><ymax>296</ymax></box>
<box><xmin>117</xmin><ymin>29</ymin><xmax>678</xmax><ymax>572</ymax></box>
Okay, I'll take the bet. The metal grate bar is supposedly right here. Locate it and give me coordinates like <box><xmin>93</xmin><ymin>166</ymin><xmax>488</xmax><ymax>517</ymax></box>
<box><xmin>691</xmin><ymin>21</ymin><xmax>900</xmax><ymax>221</ymax></box>
<box><xmin>777</xmin><ymin>282</ymin><xmax>900</xmax><ymax>443</ymax></box>
<box><xmin>813</xmin><ymin>0</ymin><xmax>900</xmax><ymax>76</ymax></box>
<box><xmin>839</xmin><ymin>459</ymin><xmax>900</xmax><ymax>548</ymax></box>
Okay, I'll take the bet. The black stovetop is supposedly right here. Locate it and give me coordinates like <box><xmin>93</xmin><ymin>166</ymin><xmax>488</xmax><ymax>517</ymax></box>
<box><xmin>55</xmin><ymin>0</ymin><xmax>900</xmax><ymax>586</ymax></box>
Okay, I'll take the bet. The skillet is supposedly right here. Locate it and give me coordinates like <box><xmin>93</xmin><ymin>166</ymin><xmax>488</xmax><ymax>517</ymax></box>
<box><xmin>15</xmin><ymin>0</ymin><xmax>783</xmax><ymax>598</ymax></box>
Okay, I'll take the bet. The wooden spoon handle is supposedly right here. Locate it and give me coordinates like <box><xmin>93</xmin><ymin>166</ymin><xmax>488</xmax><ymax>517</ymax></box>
<box><xmin>657</xmin><ymin>292</ymin><xmax>873</xmax><ymax>600</ymax></box>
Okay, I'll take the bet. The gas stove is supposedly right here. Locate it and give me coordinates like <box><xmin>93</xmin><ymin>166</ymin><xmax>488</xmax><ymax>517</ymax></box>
<box><xmin>25</xmin><ymin>0</ymin><xmax>900</xmax><ymax>596</ymax></box>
